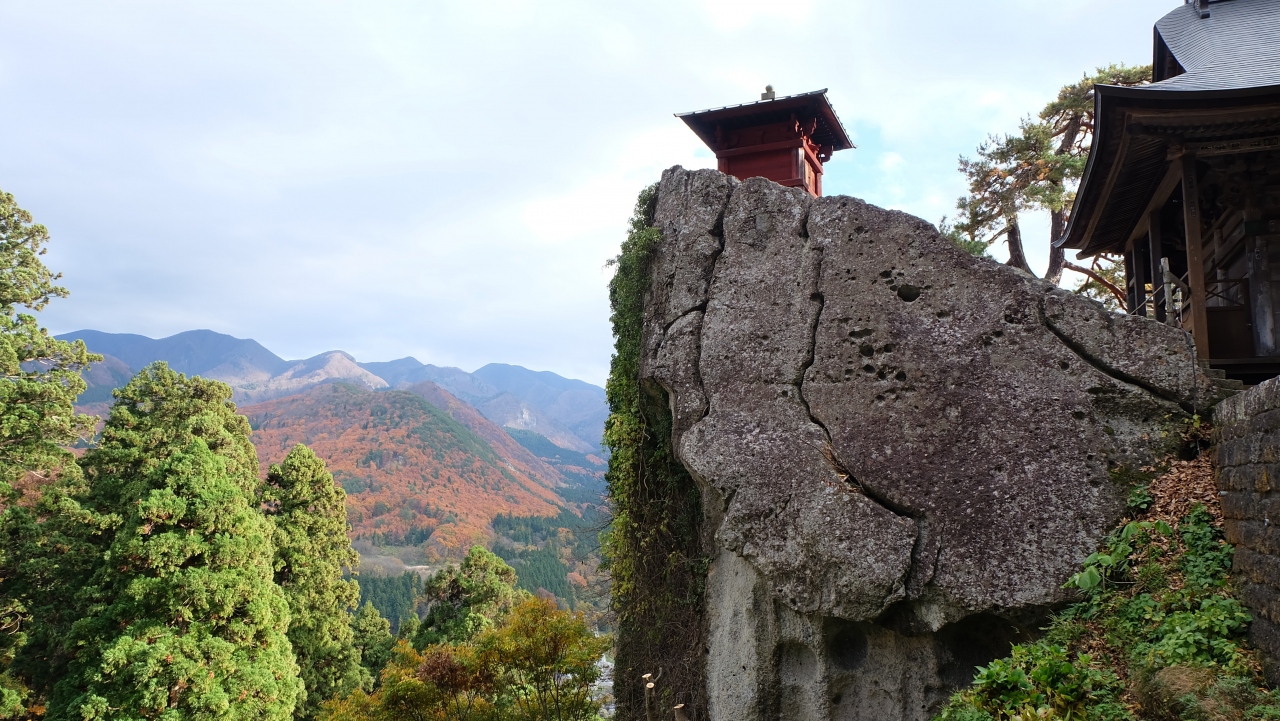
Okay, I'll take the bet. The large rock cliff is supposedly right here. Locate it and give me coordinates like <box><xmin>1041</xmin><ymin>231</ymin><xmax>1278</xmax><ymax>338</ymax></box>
<box><xmin>638</xmin><ymin>167</ymin><xmax>1213</xmax><ymax>720</ymax></box>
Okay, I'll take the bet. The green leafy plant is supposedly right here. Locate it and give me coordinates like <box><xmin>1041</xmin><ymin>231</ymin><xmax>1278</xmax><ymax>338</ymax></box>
<box><xmin>1126</xmin><ymin>485</ymin><xmax>1154</xmax><ymax>513</ymax></box>
<box><xmin>950</xmin><ymin>644</ymin><xmax>1124</xmax><ymax>720</ymax></box>
<box><xmin>939</xmin><ymin>496</ymin><xmax>1279</xmax><ymax>721</ymax></box>
<box><xmin>600</xmin><ymin>183</ymin><xmax>709</xmax><ymax>717</ymax></box>
<box><xmin>1065</xmin><ymin>520</ymin><xmax>1172</xmax><ymax>593</ymax></box>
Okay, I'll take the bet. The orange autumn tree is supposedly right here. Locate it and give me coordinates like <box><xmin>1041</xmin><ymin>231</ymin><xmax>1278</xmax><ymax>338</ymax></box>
<box><xmin>319</xmin><ymin>597</ymin><xmax>608</xmax><ymax>721</ymax></box>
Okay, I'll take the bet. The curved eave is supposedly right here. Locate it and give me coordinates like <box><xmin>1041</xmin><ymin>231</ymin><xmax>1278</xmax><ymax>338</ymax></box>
<box><xmin>1060</xmin><ymin>81</ymin><xmax>1280</xmax><ymax>257</ymax></box>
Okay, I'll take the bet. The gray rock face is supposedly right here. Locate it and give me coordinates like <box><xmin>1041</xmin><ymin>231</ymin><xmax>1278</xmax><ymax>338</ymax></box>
<box><xmin>641</xmin><ymin>167</ymin><xmax>1210</xmax><ymax>721</ymax></box>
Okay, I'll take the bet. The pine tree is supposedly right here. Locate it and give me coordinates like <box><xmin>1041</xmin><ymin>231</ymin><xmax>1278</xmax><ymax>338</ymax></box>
<box><xmin>261</xmin><ymin>444</ymin><xmax>367</xmax><ymax>717</ymax></box>
<box><xmin>20</xmin><ymin>365</ymin><xmax>302</xmax><ymax>720</ymax></box>
<box><xmin>350</xmin><ymin>602</ymin><xmax>394</xmax><ymax>681</ymax></box>
<box><xmin>953</xmin><ymin>64</ymin><xmax>1151</xmax><ymax>284</ymax></box>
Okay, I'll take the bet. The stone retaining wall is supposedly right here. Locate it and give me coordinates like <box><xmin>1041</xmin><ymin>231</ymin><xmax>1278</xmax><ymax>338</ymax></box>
<box><xmin>1214</xmin><ymin>376</ymin><xmax>1280</xmax><ymax>683</ymax></box>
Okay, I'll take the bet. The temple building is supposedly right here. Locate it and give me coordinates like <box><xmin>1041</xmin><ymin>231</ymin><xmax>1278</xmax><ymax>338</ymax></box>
<box><xmin>1060</xmin><ymin>0</ymin><xmax>1280</xmax><ymax>384</ymax></box>
<box><xmin>677</xmin><ymin>87</ymin><xmax>853</xmax><ymax>196</ymax></box>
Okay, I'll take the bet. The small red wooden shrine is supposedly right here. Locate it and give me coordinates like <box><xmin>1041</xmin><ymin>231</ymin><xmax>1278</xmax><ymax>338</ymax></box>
<box><xmin>677</xmin><ymin>87</ymin><xmax>854</xmax><ymax>196</ymax></box>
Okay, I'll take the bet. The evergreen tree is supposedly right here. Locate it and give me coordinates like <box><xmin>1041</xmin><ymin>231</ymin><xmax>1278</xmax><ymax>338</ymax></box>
<box><xmin>261</xmin><ymin>444</ymin><xmax>367</xmax><ymax>718</ymax></box>
<box><xmin>355</xmin><ymin>572</ymin><xmax>419</xmax><ymax>635</ymax></box>
<box><xmin>0</xmin><ymin>188</ymin><xmax>99</xmax><ymax>494</ymax></box>
<box><xmin>350</xmin><ymin>602</ymin><xmax>394</xmax><ymax>681</ymax></box>
<box><xmin>15</xmin><ymin>365</ymin><xmax>302</xmax><ymax>720</ymax></box>
<box><xmin>412</xmin><ymin>546</ymin><xmax>521</xmax><ymax>649</ymax></box>
<box><xmin>395</xmin><ymin>615</ymin><xmax>419</xmax><ymax>644</ymax></box>
<box><xmin>952</xmin><ymin>64</ymin><xmax>1151</xmax><ymax>285</ymax></box>
<box><xmin>0</xmin><ymin>188</ymin><xmax>99</xmax><ymax>717</ymax></box>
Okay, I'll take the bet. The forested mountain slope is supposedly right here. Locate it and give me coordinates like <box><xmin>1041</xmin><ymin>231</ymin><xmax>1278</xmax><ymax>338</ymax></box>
<box><xmin>63</xmin><ymin>329</ymin><xmax>608</xmax><ymax>450</ymax></box>
<box><xmin>399</xmin><ymin>380</ymin><xmax>565</xmax><ymax>486</ymax></box>
<box><xmin>242</xmin><ymin>382</ymin><xmax>565</xmax><ymax>560</ymax></box>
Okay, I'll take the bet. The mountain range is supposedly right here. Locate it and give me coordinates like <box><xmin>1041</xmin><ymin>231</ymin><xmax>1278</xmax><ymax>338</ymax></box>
<box><xmin>245</xmin><ymin>380</ymin><xmax>567</xmax><ymax>561</ymax></box>
<box><xmin>59</xmin><ymin>329</ymin><xmax>607</xmax><ymax>452</ymax></box>
<box><xmin>56</xmin><ymin>329</ymin><xmax>609</xmax><ymax>583</ymax></box>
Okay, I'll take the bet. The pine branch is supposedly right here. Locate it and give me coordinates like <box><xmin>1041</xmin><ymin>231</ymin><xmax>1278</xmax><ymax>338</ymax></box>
<box><xmin>1065</xmin><ymin>262</ymin><xmax>1127</xmax><ymax>309</ymax></box>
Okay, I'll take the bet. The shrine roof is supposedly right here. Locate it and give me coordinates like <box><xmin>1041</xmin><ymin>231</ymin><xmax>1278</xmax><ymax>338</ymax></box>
<box><xmin>676</xmin><ymin>89</ymin><xmax>854</xmax><ymax>152</ymax></box>
<box><xmin>1059</xmin><ymin>0</ymin><xmax>1280</xmax><ymax>255</ymax></box>
<box><xmin>1151</xmin><ymin>0</ymin><xmax>1280</xmax><ymax>92</ymax></box>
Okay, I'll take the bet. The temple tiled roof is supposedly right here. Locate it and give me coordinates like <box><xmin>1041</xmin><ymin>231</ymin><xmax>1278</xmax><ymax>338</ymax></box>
<box><xmin>1151</xmin><ymin>0</ymin><xmax>1280</xmax><ymax>92</ymax></box>
<box><xmin>1058</xmin><ymin>0</ymin><xmax>1280</xmax><ymax>254</ymax></box>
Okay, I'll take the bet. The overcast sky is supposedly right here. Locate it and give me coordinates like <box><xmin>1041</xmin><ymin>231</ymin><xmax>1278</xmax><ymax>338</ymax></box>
<box><xmin>1</xmin><ymin>0</ymin><xmax>1177</xmax><ymax>386</ymax></box>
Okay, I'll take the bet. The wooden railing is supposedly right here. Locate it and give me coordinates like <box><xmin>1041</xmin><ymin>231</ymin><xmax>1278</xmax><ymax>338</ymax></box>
<box><xmin>1159</xmin><ymin>257</ymin><xmax>1249</xmax><ymax>331</ymax></box>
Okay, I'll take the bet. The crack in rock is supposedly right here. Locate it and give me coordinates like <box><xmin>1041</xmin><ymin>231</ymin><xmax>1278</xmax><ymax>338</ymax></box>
<box><xmin>648</xmin><ymin>172</ymin><xmax>1203</xmax><ymax>626</ymax></box>
<box><xmin>635</xmin><ymin>167</ymin><xmax>1209</xmax><ymax>721</ymax></box>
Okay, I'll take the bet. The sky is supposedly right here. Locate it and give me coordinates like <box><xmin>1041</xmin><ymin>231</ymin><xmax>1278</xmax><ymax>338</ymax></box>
<box><xmin>0</xmin><ymin>0</ymin><xmax>1179</xmax><ymax>386</ymax></box>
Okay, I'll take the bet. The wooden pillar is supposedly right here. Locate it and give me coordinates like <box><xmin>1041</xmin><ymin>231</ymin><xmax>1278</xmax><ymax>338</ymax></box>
<box><xmin>1181</xmin><ymin>153</ymin><xmax>1211</xmax><ymax>358</ymax></box>
<box><xmin>1124</xmin><ymin>245</ymin><xmax>1139</xmax><ymax>314</ymax></box>
<box><xmin>1133</xmin><ymin>239</ymin><xmax>1151</xmax><ymax>318</ymax></box>
<box><xmin>1148</xmin><ymin>211</ymin><xmax>1166</xmax><ymax>322</ymax></box>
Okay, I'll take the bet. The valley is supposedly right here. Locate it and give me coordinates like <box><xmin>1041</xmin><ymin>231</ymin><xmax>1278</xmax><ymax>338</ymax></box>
<box><xmin>58</xmin><ymin>328</ymin><xmax>609</xmax><ymax>615</ymax></box>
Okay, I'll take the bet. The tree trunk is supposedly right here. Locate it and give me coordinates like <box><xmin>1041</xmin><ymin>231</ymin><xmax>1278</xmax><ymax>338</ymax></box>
<box><xmin>1045</xmin><ymin>208</ymin><xmax>1066</xmax><ymax>285</ymax></box>
<box><xmin>1004</xmin><ymin>215</ymin><xmax>1035</xmax><ymax>276</ymax></box>
<box><xmin>1044</xmin><ymin>118</ymin><xmax>1082</xmax><ymax>287</ymax></box>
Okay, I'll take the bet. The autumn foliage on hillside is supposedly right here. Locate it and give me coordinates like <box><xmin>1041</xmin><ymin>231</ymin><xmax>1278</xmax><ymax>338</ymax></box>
<box><xmin>243</xmin><ymin>382</ymin><xmax>564</xmax><ymax>559</ymax></box>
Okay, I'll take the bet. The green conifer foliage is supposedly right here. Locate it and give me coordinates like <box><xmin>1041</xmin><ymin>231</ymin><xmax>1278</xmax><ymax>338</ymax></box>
<box><xmin>29</xmin><ymin>365</ymin><xmax>301</xmax><ymax>720</ymax></box>
<box><xmin>0</xmin><ymin>189</ymin><xmax>99</xmax><ymax>494</ymax></box>
<box><xmin>0</xmin><ymin>188</ymin><xmax>99</xmax><ymax>717</ymax></box>
<box><xmin>350</xmin><ymin>602</ymin><xmax>394</xmax><ymax>681</ymax></box>
<box><xmin>261</xmin><ymin>444</ymin><xmax>367</xmax><ymax>718</ymax></box>
<box><xmin>412</xmin><ymin>545</ymin><xmax>522</xmax><ymax>649</ymax></box>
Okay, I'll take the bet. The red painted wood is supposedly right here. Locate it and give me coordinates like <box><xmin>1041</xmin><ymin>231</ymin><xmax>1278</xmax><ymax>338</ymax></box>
<box><xmin>708</xmin><ymin>113</ymin><xmax>830</xmax><ymax>196</ymax></box>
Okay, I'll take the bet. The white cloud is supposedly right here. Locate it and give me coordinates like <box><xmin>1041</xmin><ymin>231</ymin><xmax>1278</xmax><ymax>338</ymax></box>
<box><xmin>879</xmin><ymin>152</ymin><xmax>905</xmax><ymax>172</ymax></box>
<box><xmin>698</xmin><ymin>0</ymin><xmax>816</xmax><ymax>31</ymax></box>
<box><xmin>4</xmin><ymin>0</ymin><xmax>1176</xmax><ymax>385</ymax></box>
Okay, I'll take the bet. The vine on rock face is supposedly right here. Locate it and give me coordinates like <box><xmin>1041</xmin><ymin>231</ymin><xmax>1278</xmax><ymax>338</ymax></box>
<box><xmin>603</xmin><ymin>183</ymin><xmax>710</xmax><ymax>720</ymax></box>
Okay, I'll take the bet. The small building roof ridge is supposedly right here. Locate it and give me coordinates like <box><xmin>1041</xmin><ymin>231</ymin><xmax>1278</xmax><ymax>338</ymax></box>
<box><xmin>674</xmin><ymin>88</ymin><xmax>831</xmax><ymax>118</ymax></box>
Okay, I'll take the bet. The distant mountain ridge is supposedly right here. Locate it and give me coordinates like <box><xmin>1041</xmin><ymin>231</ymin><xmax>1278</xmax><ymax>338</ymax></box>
<box><xmin>58</xmin><ymin>329</ymin><xmax>606</xmax><ymax>452</ymax></box>
<box><xmin>358</xmin><ymin>358</ymin><xmax>605</xmax><ymax>453</ymax></box>
<box><xmin>60</xmin><ymin>329</ymin><xmax>608</xmax><ymax>598</ymax></box>
<box><xmin>64</xmin><ymin>329</ymin><xmax>291</xmax><ymax>382</ymax></box>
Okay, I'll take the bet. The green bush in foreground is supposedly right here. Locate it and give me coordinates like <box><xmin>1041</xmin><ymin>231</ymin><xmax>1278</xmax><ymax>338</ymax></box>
<box><xmin>937</xmin><ymin>501</ymin><xmax>1280</xmax><ymax>721</ymax></box>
